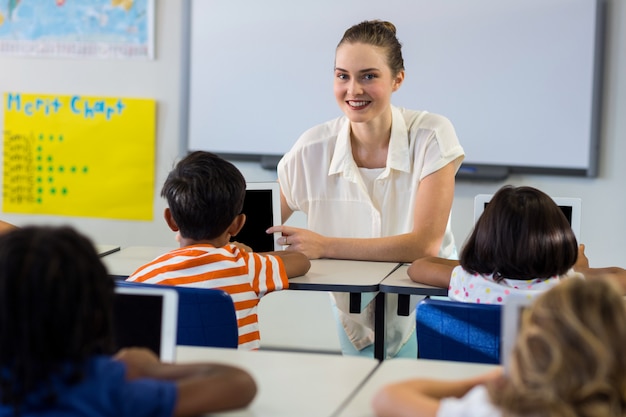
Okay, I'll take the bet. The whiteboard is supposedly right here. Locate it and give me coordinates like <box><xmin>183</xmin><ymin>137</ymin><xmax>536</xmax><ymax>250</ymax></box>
<box><xmin>183</xmin><ymin>0</ymin><xmax>604</xmax><ymax>178</ymax></box>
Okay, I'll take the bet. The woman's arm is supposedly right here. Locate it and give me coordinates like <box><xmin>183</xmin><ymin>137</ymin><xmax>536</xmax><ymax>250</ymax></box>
<box><xmin>407</xmin><ymin>256</ymin><xmax>459</xmax><ymax>288</ymax></box>
<box><xmin>269</xmin><ymin>160</ymin><xmax>460</xmax><ymax>263</ymax></box>
<box><xmin>115</xmin><ymin>348</ymin><xmax>257</xmax><ymax>417</ymax></box>
<box><xmin>372</xmin><ymin>369</ymin><xmax>503</xmax><ymax>417</ymax></box>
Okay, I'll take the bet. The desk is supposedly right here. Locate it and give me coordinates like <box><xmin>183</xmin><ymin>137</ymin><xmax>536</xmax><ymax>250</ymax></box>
<box><xmin>335</xmin><ymin>358</ymin><xmax>498</xmax><ymax>417</ymax></box>
<box><xmin>380</xmin><ymin>264</ymin><xmax>448</xmax><ymax>316</ymax></box>
<box><xmin>105</xmin><ymin>248</ymin><xmax>398</xmax><ymax>360</ymax></box>
<box><xmin>95</xmin><ymin>244</ymin><xmax>120</xmax><ymax>257</ymax></box>
<box><xmin>176</xmin><ymin>346</ymin><xmax>379</xmax><ymax>417</ymax></box>
<box><xmin>290</xmin><ymin>259</ymin><xmax>397</xmax><ymax>292</ymax></box>
<box><xmin>101</xmin><ymin>246</ymin><xmax>175</xmax><ymax>279</ymax></box>
<box><xmin>291</xmin><ymin>259</ymin><xmax>399</xmax><ymax>360</ymax></box>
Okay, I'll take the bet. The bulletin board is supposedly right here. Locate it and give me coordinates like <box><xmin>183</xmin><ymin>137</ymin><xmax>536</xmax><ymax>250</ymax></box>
<box><xmin>183</xmin><ymin>0</ymin><xmax>605</xmax><ymax>178</ymax></box>
<box><xmin>2</xmin><ymin>93</ymin><xmax>155</xmax><ymax>220</ymax></box>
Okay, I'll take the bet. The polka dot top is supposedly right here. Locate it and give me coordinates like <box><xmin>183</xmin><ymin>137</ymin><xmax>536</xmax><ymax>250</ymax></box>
<box><xmin>447</xmin><ymin>265</ymin><xmax>579</xmax><ymax>304</ymax></box>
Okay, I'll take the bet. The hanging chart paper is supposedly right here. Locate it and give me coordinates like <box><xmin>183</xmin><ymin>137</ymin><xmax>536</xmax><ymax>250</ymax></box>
<box><xmin>2</xmin><ymin>92</ymin><xmax>156</xmax><ymax>220</ymax></box>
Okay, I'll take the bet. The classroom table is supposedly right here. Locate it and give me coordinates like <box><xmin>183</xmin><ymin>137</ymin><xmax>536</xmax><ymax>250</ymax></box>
<box><xmin>334</xmin><ymin>357</ymin><xmax>499</xmax><ymax>417</ymax></box>
<box><xmin>176</xmin><ymin>345</ymin><xmax>379</xmax><ymax>417</ymax></box>
<box><xmin>290</xmin><ymin>259</ymin><xmax>400</xmax><ymax>361</ymax></box>
<box><xmin>101</xmin><ymin>245</ymin><xmax>175</xmax><ymax>279</ymax></box>
<box><xmin>103</xmin><ymin>247</ymin><xmax>399</xmax><ymax>360</ymax></box>
<box><xmin>379</xmin><ymin>264</ymin><xmax>448</xmax><ymax>315</ymax></box>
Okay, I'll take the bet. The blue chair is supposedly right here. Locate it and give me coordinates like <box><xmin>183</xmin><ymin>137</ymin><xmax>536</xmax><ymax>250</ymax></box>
<box><xmin>415</xmin><ymin>297</ymin><xmax>501</xmax><ymax>364</ymax></box>
<box><xmin>116</xmin><ymin>281</ymin><xmax>239</xmax><ymax>349</ymax></box>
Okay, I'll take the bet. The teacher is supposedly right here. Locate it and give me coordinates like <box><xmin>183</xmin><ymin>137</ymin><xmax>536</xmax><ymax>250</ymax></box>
<box><xmin>268</xmin><ymin>20</ymin><xmax>465</xmax><ymax>358</ymax></box>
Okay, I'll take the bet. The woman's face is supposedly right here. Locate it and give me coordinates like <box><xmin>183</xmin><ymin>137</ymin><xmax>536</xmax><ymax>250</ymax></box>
<box><xmin>333</xmin><ymin>42</ymin><xmax>403</xmax><ymax>125</ymax></box>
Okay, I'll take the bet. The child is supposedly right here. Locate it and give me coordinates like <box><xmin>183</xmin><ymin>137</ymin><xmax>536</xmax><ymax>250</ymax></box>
<box><xmin>372</xmin><ymin>277</ymin><xmax>626</xmax><ymax>417</ymax></box>
<box><xmin>127</xmin><ymin>151</ymin><xmax>311</xmax><ymax>350</ymax></box>
<box><xmin>0</xmin><ymin>226</ymin><xmax>257</xmax><ymax>417</ymax></box>
<box><xmin>408</xmin><ymin>185</ymin><xmax>579</xmax><ymax>303</ymax></box>
<box><xmin>0</xmin><ymin>220</ymin><xmax>17</xmax><ymax>234</ymax></box>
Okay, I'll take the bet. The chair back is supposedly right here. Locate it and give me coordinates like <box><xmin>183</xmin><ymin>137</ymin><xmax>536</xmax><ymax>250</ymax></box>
<box><xmin>416</xmin><ymin>297</ymin><xmax>501</xmax><ymax>364</ymax></box>
<box><xmin>116</xmin><ymin>281</ymin><xmax>239</xmax><ymax>348</ymax></box>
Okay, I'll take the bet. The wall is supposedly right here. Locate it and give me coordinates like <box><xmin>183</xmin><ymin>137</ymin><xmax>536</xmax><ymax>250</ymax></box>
<box><xmin>0</xmin><ymin>1</ymin><xmax>624</xmax><ymax>352</ymax></box>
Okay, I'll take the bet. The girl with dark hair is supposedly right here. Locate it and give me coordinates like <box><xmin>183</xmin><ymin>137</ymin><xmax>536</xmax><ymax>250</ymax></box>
<box><xmin>0</xmin><ymin>226</ymin><xmax>256</xmax><ymax>417</ymax></box>
<box><xmin>408</xmin><ymin>185</ymin><xmax>580</xmax><ymax>303</ymax></box>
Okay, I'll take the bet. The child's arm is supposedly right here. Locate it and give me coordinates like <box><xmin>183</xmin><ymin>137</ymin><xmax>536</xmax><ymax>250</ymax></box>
<box><xmin>115</xmin><ymin>348</ymin><xmax>257</xmax><ymax>417</ymax></box>
<box><xmin>0</xmin><ymin>220</ymin><xmax>17</xmax><ymax>234</ymax></box>
<box><xmin>263</xmin><ymin>251</ymin><xmax>311</xmax><ymax>278</ymax></box>
<box><xmin>574</xmin><ymin>244</ymin><xmax>626</xmax><ymax>293</ymax></box>
<box><xmin>407</xmin><ymin>256</ymin><xmax>459</xmax><ymax>288</ymax></box>
<box><xmin>372</xmin><ymin>368</ymin><xmax>503</xmax><ymax>417</ymax></box>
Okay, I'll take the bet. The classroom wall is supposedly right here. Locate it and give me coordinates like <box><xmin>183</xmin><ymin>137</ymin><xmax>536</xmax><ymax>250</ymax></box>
<box><xmin>0</xmin><ymin>1</ymin><xmax>624</xmax><ymax>351</ymax></box>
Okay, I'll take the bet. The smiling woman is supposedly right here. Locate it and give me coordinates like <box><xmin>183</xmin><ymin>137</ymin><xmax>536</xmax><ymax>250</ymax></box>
<box><xmin>266</xmin><ymin>20</ymin><xmax>465</xmax><ymax>360</ymax></box>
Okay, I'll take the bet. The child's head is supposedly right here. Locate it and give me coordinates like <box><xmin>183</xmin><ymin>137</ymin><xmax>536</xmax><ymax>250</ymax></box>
<box><xmin>161</xmin><ymin>151</ymin><xmax>246</xmax><ymax>241</ymax></box>
<box><xmin>0</xmin><ymin>226</ymin><xmax>114</xmax><ymax>406</ymax></box>
<box><xmin>460</xmin><ymin>185</ymin><xmax>578</xmax><ymax>280</ymax></box>
<box><xmin>492</xmin><ymin>278</ymin><xmax>626</xmax><ymax>416</ymax></box>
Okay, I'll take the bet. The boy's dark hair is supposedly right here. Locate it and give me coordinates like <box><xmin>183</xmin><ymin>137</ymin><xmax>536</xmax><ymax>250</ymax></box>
<box><xmin>161</xmin><ymin>151</ymin><xmax>246</xmax><ymax>240</ymax></box>
<box><xmin>0</xmin><ymin>226</ymin><xmax>114</xmax><ymax>410</ymax></box>
<box><xmin>461</xmin><ymin>185</ymin><xmax>578</xmax><ymax>281</ymax></box>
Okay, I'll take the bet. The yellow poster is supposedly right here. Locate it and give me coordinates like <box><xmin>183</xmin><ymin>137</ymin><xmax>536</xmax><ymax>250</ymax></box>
<box><xmin>2</xmin><ymin>92</ymin><xmax>155</xmax><ymax>220</ymax></box>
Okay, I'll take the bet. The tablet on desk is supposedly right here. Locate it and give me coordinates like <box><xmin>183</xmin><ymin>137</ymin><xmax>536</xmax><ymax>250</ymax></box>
<box><xmin>501</xmin><ymin>294</ymin><xmax>534</xmax><ymax>371</ymax></box>
<box><xmin>232</xmin><ymin>181</ymin><xmax>283</xmax><ymax>252</ymax></box>
<box><xmin>113</xmin><ymin>285</ymin><xmax>178</xmax><ymax>362</ymax></box>
<box><xmin>473</xmin><ymin>194</ymin><xmax>581</xmax><ymax>240</ymax></box>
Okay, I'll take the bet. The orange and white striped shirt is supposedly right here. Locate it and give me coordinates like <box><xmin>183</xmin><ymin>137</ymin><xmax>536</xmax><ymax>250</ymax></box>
<box><xmin>126</xmin><ymin>244</ymin><xmax>289</xmax><ymax>350</ymax></box>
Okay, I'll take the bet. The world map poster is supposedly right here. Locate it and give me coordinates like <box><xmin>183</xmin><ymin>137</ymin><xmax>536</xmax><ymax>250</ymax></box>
<box><xmin>0</xmin><ymin>0</ymin><xmax>153</xmax><ymax>59</ymax></box>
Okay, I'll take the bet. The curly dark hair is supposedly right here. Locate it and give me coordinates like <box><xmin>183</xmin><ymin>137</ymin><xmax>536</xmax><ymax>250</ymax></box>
<box><xmin>0</xmin><ymin>226</ymin><xmax>114</xmax><ymax>413</ymax></box>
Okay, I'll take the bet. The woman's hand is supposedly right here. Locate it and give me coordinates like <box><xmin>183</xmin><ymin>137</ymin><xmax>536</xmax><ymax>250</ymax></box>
<box><xmin>266</xmin><ymin>225</ymin><xmax>328</xmax><ymax>259</ymax></box>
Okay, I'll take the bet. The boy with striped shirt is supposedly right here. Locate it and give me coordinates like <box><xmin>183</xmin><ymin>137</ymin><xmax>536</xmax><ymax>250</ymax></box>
<box><xmin>127</xmin><ymin>151</ymin><xmax>310</xmax><ymax>350</ymax></box>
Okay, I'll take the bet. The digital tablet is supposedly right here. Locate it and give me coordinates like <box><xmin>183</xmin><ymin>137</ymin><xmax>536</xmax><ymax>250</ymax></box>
<box><xmin>113</xmin><ymin>285</ymin><xmax>179</xmax><ymax>362</ymax></box>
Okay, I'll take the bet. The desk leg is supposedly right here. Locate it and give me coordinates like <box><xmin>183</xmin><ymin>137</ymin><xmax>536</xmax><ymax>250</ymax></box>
<box><xmin>374</xmin><ymin>292</ymin><xmax>386</xmax><ymax>361</ymax></box>
<box><xmin>349</xmin><ymin>293</ymin><xmax>361</xmax><ymax>314</ymax></box>
<box><xmin>397</xmin><ymin>294</ymin><xmax>411</xmax><ymax>316</ymax></box>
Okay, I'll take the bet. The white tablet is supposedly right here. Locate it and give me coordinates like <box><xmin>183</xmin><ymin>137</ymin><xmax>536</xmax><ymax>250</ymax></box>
<box><xmin>473</xmin><ymin>193</ymin><xmax>582</xmax><ymax>240</ymax></box>
<box><xmin>233</xmin><ymin>181</ymin><xmax>283</xmax><ymax>252</ymax></box>
<box><xmin>113</xmin><ymin>286</ymin><xmax>179</xmax><ymax>362</ymax></box>
<box><xmin>501</xmin><ymin>293</ymin><xmax>534</xmax><ymax>371</ymax></box>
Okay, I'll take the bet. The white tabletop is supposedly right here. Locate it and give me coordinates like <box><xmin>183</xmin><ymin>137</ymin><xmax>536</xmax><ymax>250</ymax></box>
<box><xmin>101</xmin><ymin>245</ymin><xmax>175</xmax><ymax>278</ymax></box>
<box><xmin>103</xmin><ymin>246</ymin><xmax>399</xmax><ymax>292</ymax></box>
<box><xmin>335</xmin><ymin>358</ymin><xmax>499</xmax><ymax>417</ymax></box>
<box><xmin>289</xmin><ymin>259</ymin><xmax>400</xmax><ymax>292</ymax></box>
<box><xmin>379</xmin><ymin>264</ymin><xmax>448</xmax><ymax>296</ymax></box>
<box><xmin>176</xmin><ymin>346</ymin><xmax>379</xmax><ymax>417</ymax></box>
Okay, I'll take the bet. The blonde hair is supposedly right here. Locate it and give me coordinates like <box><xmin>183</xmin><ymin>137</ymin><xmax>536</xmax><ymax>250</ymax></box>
<box><xmin>490</xmin><ymin>278</ymin><xmax>626</xmax><ymax>417</ymax></box>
